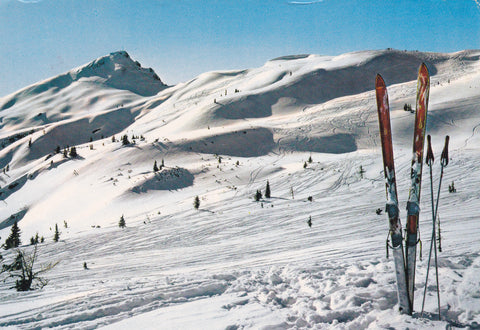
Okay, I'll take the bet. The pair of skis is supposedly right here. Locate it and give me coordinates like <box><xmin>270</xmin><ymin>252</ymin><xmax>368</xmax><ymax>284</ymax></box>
<box><xmin>375</xmin><ymin>63</ymin><xmax>430</xmax><ymax>314</ymax></box>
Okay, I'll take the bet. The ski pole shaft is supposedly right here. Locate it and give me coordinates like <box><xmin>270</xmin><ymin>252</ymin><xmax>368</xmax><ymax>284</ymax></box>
<box><xmin>433</xmin><ymin>136</ymin><xmax>448</xmax><ymax>319</ymax></box>
<box><xmin>421</xmin><ymin>136</ymin><xmax>448</xmax><ymax>318</ymax></box>
<box><xmin>433</xmin><ymin>199</ymin><xmax>441</xmax><ymax>320</ymax></box>
<box><xmin>432</xmin><ymin>164</ymin><xmax>445</xmax><ymax>320</ymax></box>
<box><xmin>421</xmin><ymin>151</ymin><xmax>435</xmax><ymax>317</ymax></box>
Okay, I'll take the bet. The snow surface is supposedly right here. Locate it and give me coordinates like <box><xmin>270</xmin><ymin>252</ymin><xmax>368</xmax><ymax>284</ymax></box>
<box><xmin>0</xmin><ymin>49</ymin><xmax>480</xmax><ymax>329</ymax></box>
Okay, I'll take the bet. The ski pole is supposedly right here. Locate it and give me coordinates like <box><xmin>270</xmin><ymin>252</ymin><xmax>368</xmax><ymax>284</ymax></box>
<box><xmin>436</xmin><ymin>136</ymin><xmax>449</xmax><ymax>254</ymax></box>
<box><xmin>431</xmin><ymin>135</ymin><xmax>449</xmax><ymax>319</ymax></box>
<box><xmin>421</xmin><ymin>135</ymin><xmax>449</xmax><ymax>319</ymax></box>
<box><xmin>421</xmin><ymin>135</ymin><xmax>435</xmax><ymax>317</ymax></box>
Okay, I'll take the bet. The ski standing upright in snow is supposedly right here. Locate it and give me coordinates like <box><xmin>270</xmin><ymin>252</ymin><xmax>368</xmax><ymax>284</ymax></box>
<box><xmin>405</xmin><ymin>63</ymin><xmax>430</xmax><ymax>310</ymax></box>
<box><xmin>375</xmin><ymin>74</ymin><xmax>411</xmax><ymax>314</ymax></box>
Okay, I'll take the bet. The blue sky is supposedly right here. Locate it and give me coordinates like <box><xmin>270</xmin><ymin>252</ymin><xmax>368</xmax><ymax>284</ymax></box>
<box><xmin>1</xmin><ymin>0</ymin><xmax>479</xmax><ymax>97</ymax></box>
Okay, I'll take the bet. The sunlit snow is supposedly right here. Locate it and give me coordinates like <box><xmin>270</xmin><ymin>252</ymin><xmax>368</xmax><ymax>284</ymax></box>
<box><xmin>0</xmin><ymin>49</ymin><xmax>479</xmax><ymax>329</ymax></box>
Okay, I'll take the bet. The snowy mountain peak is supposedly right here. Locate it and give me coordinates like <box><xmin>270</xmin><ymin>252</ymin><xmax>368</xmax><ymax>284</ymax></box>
<box><xmin>0</xmin><ymin>51</ymin><xmax>168</xmax><ymax>138</ymax></box>
<box><xmin>75</xmin><ymin>51</ymin><xmax>141</xmax><ymax>79</ymax></box>
<box><xmin>0</xmin><ymin>51</ymin><xmax>167</xmax><ymax>114</ymax></box>
<box><xmin>69</xmin><ymin>51</ymin><xmax>167</xmax><ymax>96</ymax></box>
<box><xmin>71</xmin><ymin>51</ymin><xmax>167</xmax><ymax>96</ymax></box>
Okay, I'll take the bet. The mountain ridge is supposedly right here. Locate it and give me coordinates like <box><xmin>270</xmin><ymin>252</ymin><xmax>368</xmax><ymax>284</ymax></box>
<box><xmin>1</xmin><ymin>51</ymin><xmax>167</xmax><ymax>109</ymax></box>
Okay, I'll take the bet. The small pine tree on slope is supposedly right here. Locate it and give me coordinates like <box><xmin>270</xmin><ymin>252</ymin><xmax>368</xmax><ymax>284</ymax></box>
<box><xmin>254</xmin><ymin>190</ymin><xmax>262</xmax><ymax>202</ymax></box>
<box><xmin>265</xmin><ymin>181</ymin><xmax>271</xmax><ymax>198</ymax></box>
<box><xmin>69</xmin><ymin>147</ymin><xmax>77</xmax><ymax>158</ymax></box>
<box><xmin>119</xmin><ymin>215</ymin><xmax>126</xmax><ymax>228</ymax></box>
<box><xmin>4</xmin><ymin>221</ymin><xmax>21</xmax><ymax>250</ymax></box>
<box><xmin>53</xmin><ymin>224</ymin><xmax>60</xmax><ymax>242</ymax></box>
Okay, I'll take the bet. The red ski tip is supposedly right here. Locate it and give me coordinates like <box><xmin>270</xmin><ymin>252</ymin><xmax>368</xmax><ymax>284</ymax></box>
<box><xmin>376</xmin><ymin>74</ymin><xmax>385</xmax><ymax>87</ymax></box>
<box><xmin>419</xmin><ymin>62</ymin><xmax>429</xmax><ymax>75</ymax></box>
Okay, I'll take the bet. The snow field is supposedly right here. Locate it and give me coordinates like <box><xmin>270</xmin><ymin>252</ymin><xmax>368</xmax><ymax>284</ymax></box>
<box><xmin>1</xmin><ymin>49</ymin><xmax>480</xmax><ymax>328</ymax></box>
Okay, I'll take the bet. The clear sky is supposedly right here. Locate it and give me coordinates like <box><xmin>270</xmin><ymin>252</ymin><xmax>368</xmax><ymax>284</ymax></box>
<box><xmin>1</xmin><ymin>0</ymin><xmax>479</xmax><ymax>97</ymax></box>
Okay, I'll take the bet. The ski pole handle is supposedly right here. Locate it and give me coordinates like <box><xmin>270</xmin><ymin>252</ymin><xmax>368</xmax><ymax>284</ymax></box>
<box><xmin>441</xmin><ymin>135</ymin><xmax>449</xmax><ymax>167</ymax></box>
<box><xmin>426</xmin><ymin>135</ymin><xmax>434</xmax><ymax>166</ymax></box>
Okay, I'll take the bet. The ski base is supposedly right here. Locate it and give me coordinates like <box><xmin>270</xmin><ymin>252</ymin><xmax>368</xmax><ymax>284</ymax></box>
<box><xmin>392</xmin><ymin>238</ymin><xmax>412</xmax><ymax>314</ymax></box>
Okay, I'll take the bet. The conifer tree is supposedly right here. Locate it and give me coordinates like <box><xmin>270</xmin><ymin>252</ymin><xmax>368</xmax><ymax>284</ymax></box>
<box><xmin>69</xmin><ymin>146</ymin><xmax>77</xmax><ymax>158</ymax></box>
<box><xmin>119</xmin><ymin>215</ymin><xmax>126</xmax><ymax>228</ymax></box>
<box><xmin>255</xmin><ymin>190</ymin><xmax>262</xmax><ymax>202</ymax></box>
<box><xmin>265</xmin><ymin>181</ymin><xmax>271</xmax><ymax>198</ymax></box>
<box><xmin>53</xmin><ymin>224</ymin><xmax>60</xmax><ymax>242</ymax></box>
<box><xmin>30</xmin><ymin>234</ymin><xmax>39</xmax><ymax>245</ymax></box>
<box><xmin>194</xmin><ymin>196</ymin><xmax>200</xmax><ymax>210</ymax></box>
<box><xmin>153</xmin><ymin>160</ymin><xmax>159</xmax><ymax>172</ymax></box>
<box><xmin>359</xmin><ymin>165</ymin><xmax>365</xmax><ymax>179</ymax></box>
<box><xmin>4</xmin><ymin>221</ymin><xmax>21</xmax><ymax>250</ymax></box>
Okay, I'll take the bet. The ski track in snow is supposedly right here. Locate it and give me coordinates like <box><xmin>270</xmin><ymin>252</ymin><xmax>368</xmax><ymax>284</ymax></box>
<box><xmin>1</xmin><ymin>49</ymin><xmax>480</xmax><ymax>329</ymax></box>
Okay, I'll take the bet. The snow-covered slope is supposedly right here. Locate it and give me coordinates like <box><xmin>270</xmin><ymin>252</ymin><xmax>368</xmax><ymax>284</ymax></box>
<box><xmin>1</xmin><ymin>49</ymin><xmax>480</xmax><ymax>329</ymax></box>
